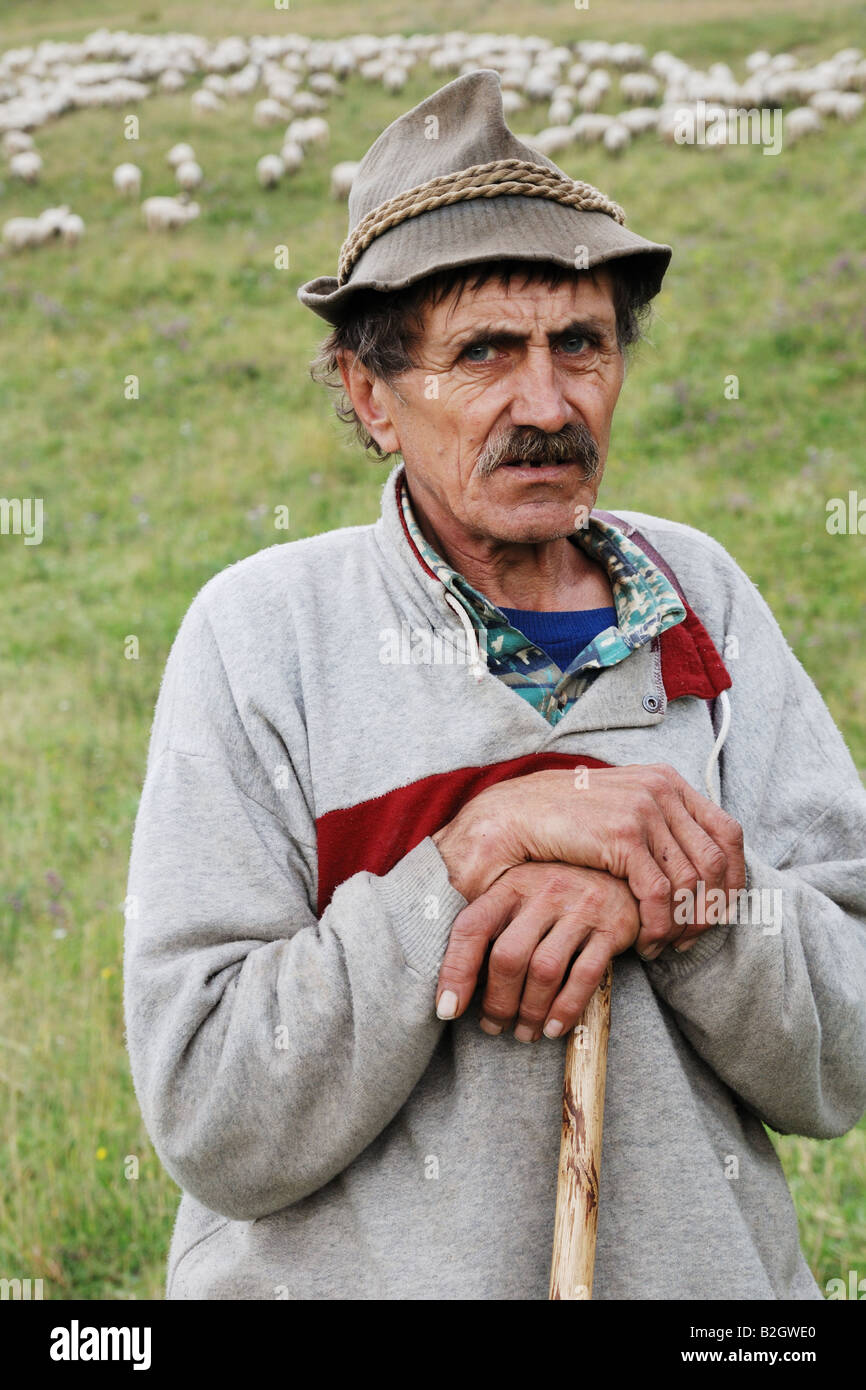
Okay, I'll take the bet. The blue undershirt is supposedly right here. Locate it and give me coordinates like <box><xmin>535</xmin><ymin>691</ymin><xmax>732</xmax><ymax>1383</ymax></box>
<box><xmin>497</xmin><ymin>605</ymin><xmax>617</xmax><ymax>672</ymax></box>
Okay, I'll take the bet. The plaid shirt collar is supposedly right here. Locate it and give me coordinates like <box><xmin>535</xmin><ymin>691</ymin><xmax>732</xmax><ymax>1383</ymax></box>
<box><xmin>398</xmin><ymin>469</ymin><xmax>686</xmax><ymax>694</ymax></box>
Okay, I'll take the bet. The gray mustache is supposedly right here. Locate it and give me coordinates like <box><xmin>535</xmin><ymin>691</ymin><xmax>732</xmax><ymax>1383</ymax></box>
<box><xmin>476</xmin><ymin>423</ymin><xmax>600</xmax><ymax>478</ymax></box>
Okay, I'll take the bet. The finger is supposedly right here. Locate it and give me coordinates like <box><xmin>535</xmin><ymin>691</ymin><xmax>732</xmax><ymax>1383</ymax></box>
<box><xmin>673</xmin><ymin>776</ymin><xmax>746</xmax><ymax>895</ymax></box>
<box><xmin>436</xmin><ymin>878</ymin><xmax>517</xmax><ymax>1019</ymax></box>
<box><xmin>512</xmin><ymin>912</ymin><xmax>593</xmax><ymax>1041</ymax></box>
<box><xmin>479</xmin><ymin>899</ymin><xmax>560</xmax><ymax>1033</ymax></box>
<box><xmin>541</xmin><ymin>935</ymin><xmax>615</xmax><ymax>1038</ymax></box>
<box><xmin>622</xmin><ymin>818</ymin><xmax>703</xmax><ymax>958</ymax></box>
<box><xmin>661</xmin><ymin>796</ymin><xmax>730</xmax><ymax>900</ymax></box>
<box><xmin>644</xmin><ymin>800</ymin><xmax>728</xmax><ymax>949</ymax></box>
<box><xmin>648</xmin><ymin>795</ymin><xmax>739</xmax><ymax>952</ymax></box>
<box><xmin>621</xmin><ymin>844</ymin><xmax>676</xmax><ymax>946</ymax></box>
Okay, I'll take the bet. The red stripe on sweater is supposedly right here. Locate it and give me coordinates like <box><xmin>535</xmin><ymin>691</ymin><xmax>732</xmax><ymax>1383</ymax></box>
<box><xmin>316</xmin><ymin>751</ymin><xmax>610</xmax><ymax>915</ymax></box>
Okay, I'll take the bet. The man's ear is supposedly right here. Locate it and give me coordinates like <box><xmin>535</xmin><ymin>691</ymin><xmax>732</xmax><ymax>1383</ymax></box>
<box><xmin>337</xmin><ymin>350</ymin><xmax>401</xmax><ymax>456</ymax></box>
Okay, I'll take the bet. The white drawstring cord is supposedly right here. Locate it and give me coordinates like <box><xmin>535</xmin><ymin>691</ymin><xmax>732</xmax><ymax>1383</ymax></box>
<box><xmin>704</xmin><ymin>688</ymin><xmax>732</xmax><ymax>804</ymax></box>
<box><xmin>443</xmin><ymin>589</ymin><xmax>486</xmax><ymax>684</ymax></box>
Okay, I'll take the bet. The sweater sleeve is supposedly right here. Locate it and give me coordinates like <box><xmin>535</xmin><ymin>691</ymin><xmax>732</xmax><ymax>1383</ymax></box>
<box><xmin>123</xmin><ymin>590</ymin><xmax>466</xmax><ymax>1222</ymax></box>
<box><xmin>643</xmin><ymin>545</ymin><xmax>866</xmax><ymax>1139</ymax></box>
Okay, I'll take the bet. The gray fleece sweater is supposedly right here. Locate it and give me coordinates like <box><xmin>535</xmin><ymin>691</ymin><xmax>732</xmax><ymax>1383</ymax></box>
<box><xmin>124</xmin><ymin>463</ymin><xmax>866</xmax><ymax>1300</ymax></box>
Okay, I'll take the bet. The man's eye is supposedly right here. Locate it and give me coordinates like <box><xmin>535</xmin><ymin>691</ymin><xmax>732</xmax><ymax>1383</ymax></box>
<box><xmin>560</xmin><ymin>335</ymin><xmax>589</xmax><ymax>354</ymax></box>
<box><xmin>463</xmin><ymin>343</ymin><xmax>497</xmax><ymax>362</ymax></box>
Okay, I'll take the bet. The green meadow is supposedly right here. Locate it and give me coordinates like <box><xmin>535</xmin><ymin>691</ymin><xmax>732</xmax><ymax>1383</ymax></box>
<box><xmin>0</xmin><ymin>0</ymin><xmax>863</xmax><ymax>1298</ymax></box>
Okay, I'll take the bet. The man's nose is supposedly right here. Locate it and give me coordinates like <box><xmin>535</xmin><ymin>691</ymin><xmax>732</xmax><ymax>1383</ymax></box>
<box><xmin>507</xmin><ymin>348</ymin><xmax>571</xmax><ymax>434</ymax></box>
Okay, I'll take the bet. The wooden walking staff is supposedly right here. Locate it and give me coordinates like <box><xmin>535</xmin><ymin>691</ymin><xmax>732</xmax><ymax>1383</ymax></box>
<box><xmin>548</xmin><ymin>962</ymin><xmax>613</xmax><ymax>1300</ymax></box>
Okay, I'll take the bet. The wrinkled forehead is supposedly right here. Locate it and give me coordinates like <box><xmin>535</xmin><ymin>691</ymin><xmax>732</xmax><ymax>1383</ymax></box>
<box><xmin>421</xmin><ymin>267</ymin><xmax>618</xmax><ymax>340</ymax></box>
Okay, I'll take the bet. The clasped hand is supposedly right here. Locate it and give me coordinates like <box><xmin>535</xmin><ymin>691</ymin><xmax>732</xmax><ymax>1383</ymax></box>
<box><xmin>432</xmin><ymin>763</ymin><xmax>746</xmax><ymax>1041</ymax></box>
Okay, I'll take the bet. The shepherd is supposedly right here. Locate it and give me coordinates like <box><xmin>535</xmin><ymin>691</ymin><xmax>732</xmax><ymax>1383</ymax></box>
<box><xmin>124</xmin><ymin>71</ymin><xmax>866</xmax><ymax>1300</ymax></box>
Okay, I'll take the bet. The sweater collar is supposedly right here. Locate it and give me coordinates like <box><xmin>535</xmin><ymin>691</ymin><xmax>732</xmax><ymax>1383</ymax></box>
<box><xmin>396</xmin><ymin>467</ymin><xmax>687</xmax><ymax>658</ymax></box>
<box><xmin>374</xmin><ymin>462</ymin><xmax>731</xmax><ymax>704</ymax></box>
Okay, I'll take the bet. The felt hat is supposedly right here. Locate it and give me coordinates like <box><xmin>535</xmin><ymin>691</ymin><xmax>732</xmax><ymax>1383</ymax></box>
<box><xmin>297</xmin><ymin>69</ymin><xmax>672</xmax><ymax>324</ymax></box>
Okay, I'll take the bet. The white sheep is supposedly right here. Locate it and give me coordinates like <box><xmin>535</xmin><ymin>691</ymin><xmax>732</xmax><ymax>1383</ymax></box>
<box><xmin>836</xmin><ymin>91</ymin><xmax>865</xmax><ymax>120</ymax></box>
<box><xmin>285</xmin><ymin>117</ymin><xmax>312</xmax><ymax>146</ymax></box>
<box><xmin>617</xmin><ymin>106</ymin><xmax>661</xmax><ymax>135</ymax></box>
<box><xmin>501</xmin><ymin>90</ymin><xmax>525</xmax><ymax>114</ymax></box>
<box><xmin>167</xmin><ymin>142</ymin><xmax>196</xmax><ymax>168</ymax></box>
<box><xmin>548</xmin><ymin>97</ymin><xmax>574</xmax><ymax>125</ymax></box>
<box><xmin>37</xmin><ymin>206</ymin><xmax>71</xmax><ymax>237</ymax></box>
<box><xmin>577</xmin><ymin>40</ymin><xmax>613</xmax><ymax>66</ymax></box>
<box><xmin>572</xmin><ymin>113</ymin><xmax>612</xmax><ymax>143</ymax></box>
<box><xmin>300</xmin><ymin>115</ymin><xmax>329</xmax><ymax>145</ymax></box>
<box><xmin>2</xmin><ymin>204</ymin><xmax>68</xmax><ymax>250</ymax></box>
<box><xmin>175</xmin><ymin>159</ymin><xmax>203</xmax><ymax>191</ymax></box>
<box><xmin>191</xmin><ymin>88</ymin><xmax>223</xmax><ymax>113</ymax></box>
<box><xmin>256</xmin><ymin>153</ymin><xmax>284</xmax><ymax>188</ymax></box>
<box><xmin>808</xmin><ymin>89</ymin><xmax>843</xmax><ymax>116</ymax></box>
<box><xmin>330</xmin><ymin>160</ymin><xmax>361</xmax><ymax>199</ymax></box>
<box><xmin>784</xmin><ymin>106</ymin><xmax>823</xmax><ymax>142</ymax></box>
<box><xmin>530</xmin><ymin>125</ymin><xmax>575</xmax><ymax>155</ymax></box>
<box><xmin>158</xmin><ymin>69</ymin><xmax>186</xmax><ymax>93</ymax></box>
<box><xmin>620</xmin><ymin>72</ymin><xmax>660</xmax><ymax>104</ymax></box>
<box><xmin>10</xmin><ymin>149</ymin><xmax>42</xmax><ymax>182</ymax></box>
<box><xmin>587</xmin><ymin>69</ymin><xmax>612</xmax><ymax>93</ymax></box>
<box><xmin>603</xmin><ymin>121</ymin><xmax>631</xmax><ymax>154</ymax></box>
<box><xmin>279</xmin><ymin>140</ymin><xmax>304</xmax><ymax>172</ymax></box>
<box><xmin>142</xmin><ymin>195</ymin><xmax>200</xmax><ymax>230</ymax></box>
<box><xmin>331</xmin><ymin>47</ymin><xmax>356</xmax><ymax>79</ymax></box>
<box><xmin>60</xmin><ymin>212</ymin><xmax>85</xmax><ymax>245</ymax></box>
<box><xmin>228</xmin><ymin>64</ymin><xmax>261</xmax><ymax>98</ymax></box>
<box><xmin>657</xmin><ymin>103</ymin><xmax>692</xmax><ymax>144</ymax></box>
<box><xmin>360</xmin><ymin>58</ymin><xmax>386</xmax><ymax>83</ymax></box>
<box><xmin>290</xmin><ymin>90</ymin><xmax>327</xmax><ymax>115</ymax></box>
<box><xmin>113</xmin><ymin>162</ymin><xmax>142</xmax><ymax>196</ymax></box>
<box><xmin>2</xmin><ymin>216</ymin><xmax>45</xmax><ymax>250</ymax></box>
<box><xmin>745</xmin><ymin>51</ymin><xmax>772</xmax><ymax>73</ymax></box>
<box><xmin>382</xmin><ymin>66</ymin><xmax>408</xmax><ymax>93</ymax></box>
<box><xmin>524</xmin><ymin>69</ymin><xmax>557</xmax><ymax>102</ymax></box>
<box><xmin>3</xmin><ymin>129</ymin><xmax>34</xmax><ymax>155</ymax></box>
<box><xmin>610</xmin><ymin>42</ymin><xmax>646</xmax><ymax>70</ymax></box>
<box><xmin>267</xmin><ymin>75</ymin><xmax>297</xmax><ymax>106</ymax></box>
<box><xmin>845</xmin><ymin>59</ymin><xmax>866</xmax><ymax>91</ymax></box>
<box><xmin>577</xmin><ymin>82</ymin><xmax>604</xmax><ymax>112</ymax></box>
<box><xmin>309</xmin><ymin>72</ymin><xmax>339</xmax><ymax>97</ymax></box>
<box><xmin>501</xmin><ymin>67</ymin><xmax>529</xmax><ymax>90</ymax></box>
<box><xmin>254</xmin><ymin>97</ymin><xmax>290</xmax><ymax>128</ymax></box>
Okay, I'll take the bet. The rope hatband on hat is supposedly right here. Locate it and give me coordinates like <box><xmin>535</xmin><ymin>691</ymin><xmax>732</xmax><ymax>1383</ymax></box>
<box><xmin>336</xmin><ymin>158</ymin><xmax>626</xmax><ymax>285</ymax></box>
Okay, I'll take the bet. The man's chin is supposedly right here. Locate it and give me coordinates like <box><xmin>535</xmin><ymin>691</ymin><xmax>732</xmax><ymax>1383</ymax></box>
<box><xmin>470</xmin><ymin>480</ymin><xmax>599</xmax><ymax>542</ymax></box>
<box><xmin>472</xmin><ymin>509</ymin><xmax>589</xmax><ymax>545</ymax></box>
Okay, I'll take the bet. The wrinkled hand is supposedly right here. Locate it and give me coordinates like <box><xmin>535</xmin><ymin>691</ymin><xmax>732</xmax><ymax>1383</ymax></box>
<box><xmin>432</xmin><ymin>763</ymin><xmax>746</xmax><ymax>953</ymax></box>
<box><xmin>435</xmin><ymin>862</ymin><xmax>641</xmax><ymax>1041</ymax></box>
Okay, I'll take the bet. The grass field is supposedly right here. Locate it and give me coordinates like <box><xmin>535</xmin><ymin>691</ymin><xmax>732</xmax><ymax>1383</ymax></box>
<box><xmin>1</xmin><ymin>0</ymin><xmax>864</xmax><ymax>1299</ymax></box>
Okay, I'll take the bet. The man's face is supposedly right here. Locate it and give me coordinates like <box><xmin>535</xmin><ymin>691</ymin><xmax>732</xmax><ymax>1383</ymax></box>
<box><xmin>353</xmin><ymin>268</ymin><xmax>625</xmax><ymax>546</ymax></box>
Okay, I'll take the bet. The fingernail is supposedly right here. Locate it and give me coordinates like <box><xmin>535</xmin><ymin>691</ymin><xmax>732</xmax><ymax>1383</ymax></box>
<box><xmin>436</xmin><ymin>990</ymin><xmax>458</xmax><ymax>1019</ymax></box>
<box><xmin>479</xmin><ymin>1016</ymin><xmax>502</xmax><ymax>1035</ymax></box>
<box><xmin>514</xmin><ymin>1023</ymin><xmax>535</xmax><ymax>1043</ymax></box>
<box><xmin>638</xmin><ymin>944</ymin><xmax>664</xmax><ymax>962</ymax></box>
<box><xmin>543</xmin><ymin>1019</ymin><xmax>564</xmax><ymax>1038</ymax></box>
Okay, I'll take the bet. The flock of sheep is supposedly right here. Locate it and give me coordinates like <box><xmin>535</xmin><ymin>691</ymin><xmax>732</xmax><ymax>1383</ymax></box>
<box><xmin>2</xmin><ymin>27</ymin><xmax>864</xmax><ymax>253</ymax></box>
